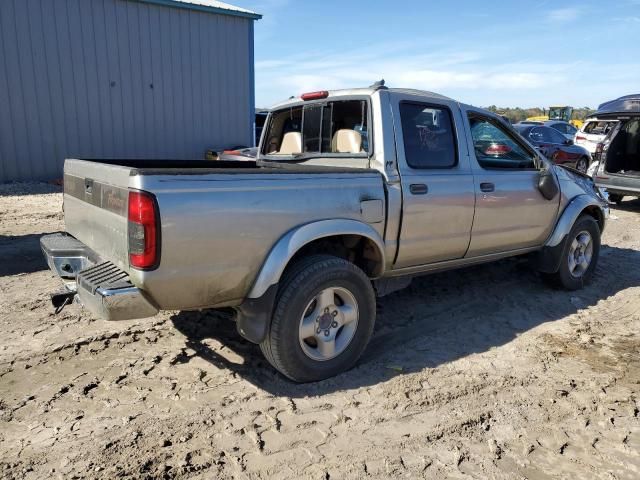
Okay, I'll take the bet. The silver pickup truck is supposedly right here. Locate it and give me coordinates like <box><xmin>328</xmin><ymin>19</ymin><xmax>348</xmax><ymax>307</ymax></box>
<box><xmin>42</xmin><ymin>85</ymin><xmax>608</xmax><ymax>382</ymax></box>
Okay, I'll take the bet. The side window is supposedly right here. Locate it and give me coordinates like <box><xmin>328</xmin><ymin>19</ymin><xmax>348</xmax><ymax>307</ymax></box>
<box><xmin>468</xmin><ymin>114</ymin><xmax>537</xmax><ymax>169</ymax></box>
<box><xmin>531</xmin><ymin>127</ymin><xmax>553</xmax><ymax>143</ymax></box>
<box><xmin>547</xmin><ymin>128</ymin><xmax>567</xmax><ymax>144</ymax></box>
<box><xmin>529</xmin><ymin>127</ymin><xmax>546</xmax><ymax>143</ymax></box>
<box><xmin>400</xmin><ymin>103</ymin><xmax>457</xmax><ymax>168</ymax></box>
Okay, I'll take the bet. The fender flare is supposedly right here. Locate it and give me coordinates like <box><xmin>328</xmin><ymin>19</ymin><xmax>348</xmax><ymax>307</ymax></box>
<box><xmin>247</xmin><ymin>219</ymin><xmax>386</xmax><ymax>299</ymax></box>
<box><xmin>538</xmin><ymin>194</ymin><xmax>607</xmax><ymax>273</ymax></box>
<box><xmin>545</xmin><ymin>194</ymin><xmax>607</xmax><ymax>248</ymax></box>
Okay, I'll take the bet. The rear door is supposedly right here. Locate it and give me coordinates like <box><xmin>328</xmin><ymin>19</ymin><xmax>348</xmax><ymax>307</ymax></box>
<box><xmin>392</xmin><ymin>98</ymin><xmax>475</xmax><ymax>268</ymax></box>
<box><xmin>463</xmin><ymin>110</ymin><xmax>560</xmax><ymax>256</ymax></box>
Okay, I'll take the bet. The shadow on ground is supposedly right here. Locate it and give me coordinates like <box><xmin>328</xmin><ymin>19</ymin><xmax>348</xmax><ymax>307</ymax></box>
<box><xmin>0</xmin><ymin>233</ymin><xmax>48</xmax><ymax>276</ymax></box>
<box><xmin>171</xmin><ymin>244</ymin><xmax>640</xmax><ymax>396</ymax></box>
<box><xmin>611</xmin><ymin>196</ymin><xmax>640</xmax><ymax>212</ymax></box>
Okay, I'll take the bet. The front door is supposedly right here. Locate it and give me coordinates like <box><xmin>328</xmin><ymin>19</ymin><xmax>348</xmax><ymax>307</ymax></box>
<box><xmin>393</xmin><ymin>100</ymin><xmax>476</xmax><ymax>268</ymax></box>
<box><xmin>463</xmin><ymin>111</ymin><xmax>560</xmax><ymax>257</ymax></box>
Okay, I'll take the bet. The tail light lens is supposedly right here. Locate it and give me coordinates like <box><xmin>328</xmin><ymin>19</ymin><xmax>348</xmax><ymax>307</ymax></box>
<box><xmin>484</xmin><ymin>143</ymin><xmax>512</xmax><ymax>155</ymax></box>
<box><xmin>575</xmin><ymin>135</ymin><xmax>586</xmax><ymax>142</ymax></box>
<box><xmin>128</xmin><ymin>191</ymin><xmax>159</xmax><ymax>269</ymax></box>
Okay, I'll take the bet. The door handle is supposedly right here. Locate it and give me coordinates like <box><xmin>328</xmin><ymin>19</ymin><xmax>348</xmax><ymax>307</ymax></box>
<box><xmin>409</xmin><ymin>183</ymin><xmax>428</xmax><ymax>195</ymax></box>
<box><xmin>480</xmin><ymin>182</ymin><xmax>495</xmax><ymax>193</ymax></box>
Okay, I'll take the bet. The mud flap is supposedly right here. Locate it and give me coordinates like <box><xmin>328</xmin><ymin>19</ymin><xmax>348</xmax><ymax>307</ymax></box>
<box><xmin>235</xmin><ymin>284</ymin><xmax>278</xmax><ymax>344</ymax></box>
<box><xmin>536</xmin><ymin>236</ymin><xmax>567</xmax><ymax>273</ymax></box>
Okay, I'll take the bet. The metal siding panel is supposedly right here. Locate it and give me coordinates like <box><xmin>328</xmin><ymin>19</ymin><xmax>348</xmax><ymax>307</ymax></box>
<box><xmin>0</xmin><ymin>0</ymin><xmax>254</xmax><ymax>181</ymax></box>
<box><xmin>103</xmin><ymin>0</ymin><xmax>125</xmax><ymax>157</ymax></box>
<box><xmin>2</xmin><ymin>0</ymin><xmax>32</xmax><ymax>180</ymax></box>
<box><xmin>248</xmin><ymin>20</ymin><xmax>255</xmax><ymax>147</ymax></box>
<box><xmin>115</xmin><ymin>0</ymin><xmax>136</xmax><ymax>157</ymax></box>
<box><xmin>181</xmin><ymin>10</ymin><xmax>194</xmax><ymax>158</ymax></box>
<box><xmin>29</xmin><ymin>0</ymin><xmax>61</xmax><ymax>177</ymax></box>
<box><xmin>91</xmin><ymin>0</ymin><xmax>116</xmax><ymax>157</ymax></box>
<box><xmin>20</xmin><ymin>0</ymin><xmax>50</xmax><ymax>178</ymax></box>
<box><xmin>125</xmin><ymin>1</ymin><xmax>145</xmax><ymax>157</ymax></box>
<box><xmin>197</xmin><ymin>13</ymin><xmax>212</xmax><ymax>152</ymax></box>
<box><xmin>40</xmin><ymin>0</ymin><xmax>71</xmax><ymax>178</ymax></box>
<box><xmin>0</xmin><ymin>2</ymin><xmax>18</xmax><ymax>181</ymax></box>
<box><xmin>136</xmin><ymin>3</ymin><xmax>155</xmax><ymax>156</ymax></box>
<box><xmin>79</xmin><ymin>0</ymin><xmax>105</xmax><ymax>155</ymax></box>
<box><xmin>189</xmin><ymin>11</ymin><xmax>203</xmax><ymax>157</ymax></box>
<box><xmin>54</xmin><ymin>0</ymin><xmax>82</xmax><ymax>159</ymax></box>
<box><xmin>170</xmin><ymin>9</ymin><xmax>184</xmax><ymax>157</ymax></box>
<box><xmin>207</xmin><ymin>14</ymin><xmax>221</xmax><ymax>150</ymax></box>
<box><xmin>159</xmin><ymin>7</ymin><xmax>175</xmax><ymax>157</ymax></box>
<box><xmin>67</xmin><ymin>0</ymin><xmax>94</xmax><ymax>159</ymax></box>
<box><xmin>147</xmin><ymin>5</ymin><xmax>165</xmax><ymax>157</ymax></box>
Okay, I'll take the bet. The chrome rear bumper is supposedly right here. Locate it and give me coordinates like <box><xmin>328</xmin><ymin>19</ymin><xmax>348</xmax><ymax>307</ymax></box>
<box><xmin>41</xmin><ymin>233</ymin><xmax>158</xmax><ymax>320</ymax></box>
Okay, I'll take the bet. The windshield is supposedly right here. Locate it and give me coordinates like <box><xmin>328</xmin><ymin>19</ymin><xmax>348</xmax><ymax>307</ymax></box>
<box><xmin>261</xmin><ymin>99</ymin><xmax>369</xmax><ymax>158</ymax></box>
<box><xmin>548</xmin><ymin>107</ymin><xmax>571</xmax><ymax>122</ymax></box>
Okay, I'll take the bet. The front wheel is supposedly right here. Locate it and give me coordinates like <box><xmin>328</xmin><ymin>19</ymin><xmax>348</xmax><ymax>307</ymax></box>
<box><xmin>260</xmin><ymin>255</ymin><xmax>376</xmax><ymax>382</ymax></box>
<box><xmin>543</xmin><ymin>215</ymin><xmax>600</xmax><ymax>290</ymax></box>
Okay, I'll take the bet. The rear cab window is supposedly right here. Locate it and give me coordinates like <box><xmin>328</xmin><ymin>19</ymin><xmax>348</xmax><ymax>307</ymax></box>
<box><xmin>468</xmin><ymin>113</ymin><xmax>539</xmax><ymax>169</ymax></box>
<box><xmin>261</xmin><ymin>99</ymin><xmax>370</xmax><ymax>158</ymax></box>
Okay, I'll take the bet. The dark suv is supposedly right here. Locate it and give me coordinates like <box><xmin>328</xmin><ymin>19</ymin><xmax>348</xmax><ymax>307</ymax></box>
<box><xmin>593</xmin><ymin>94</ymin><xmax>640</xmax><ymax>204</ymax></box>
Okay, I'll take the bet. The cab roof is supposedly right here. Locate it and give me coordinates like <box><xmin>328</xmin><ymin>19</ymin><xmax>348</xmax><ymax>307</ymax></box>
<box><xmin>268</xmin><ymin>86</ymin><xmax>454</xmax><ymax>110</ymax></box>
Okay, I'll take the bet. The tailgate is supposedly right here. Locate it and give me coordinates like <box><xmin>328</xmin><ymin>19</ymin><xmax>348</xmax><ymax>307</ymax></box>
<box><xmin>63</xmin><ymin>159</ymin><xmax>133</xmax><ymax>271</ymax></box>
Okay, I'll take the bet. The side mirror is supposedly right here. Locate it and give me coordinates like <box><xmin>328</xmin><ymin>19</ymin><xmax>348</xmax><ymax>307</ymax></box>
<box><xmin>564</xmin><ymin>138</ymin><xmax>574</xmax><ymax>146</ymax></box>
<box><xmin>538</xmin><ymin>168</ymin><xmax>559</xmax><ymax>200</ymax></box>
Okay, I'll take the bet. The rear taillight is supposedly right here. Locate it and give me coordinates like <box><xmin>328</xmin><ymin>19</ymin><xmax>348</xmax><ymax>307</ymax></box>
<box><xmin>128</xmin><ymin>190</ymin><xmax>159</xmax><ymax>269</ymax></box>
<box><xmin>484</xmin><ymin>143</ymin><xmax>512</xmax><ymax>155</ymax></box>
<box><xmin>575</xmin><ymin>135</ymin><xmax>586</xmax><ymax>142</ymax></box>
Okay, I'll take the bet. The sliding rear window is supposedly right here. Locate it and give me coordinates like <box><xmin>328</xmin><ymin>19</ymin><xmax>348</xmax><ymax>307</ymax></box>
<box><xmin>262</xmin><ymin>99</ymin><xmax>369</xmax><ymax>156</ymax></box>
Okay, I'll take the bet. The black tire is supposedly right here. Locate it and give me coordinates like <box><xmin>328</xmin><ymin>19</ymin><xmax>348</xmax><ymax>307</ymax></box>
<box><xmin>260</xmin><ymin>255</ymin><xmax>376</xmax><ymax>382</ymax></box>
<box><xmin>543</xmin><ymin>215</ymin><xmax>600</xmax><ymax>290</ymax></box>
<box><xmin>608</xmin><ymin>193</ymin><xmax>623</xmax><ymax>205</ymax></box>
<box><xmin>575</xmin><ymin>156</ymin><xmax>589</xmax><ymax>174</ymax></box>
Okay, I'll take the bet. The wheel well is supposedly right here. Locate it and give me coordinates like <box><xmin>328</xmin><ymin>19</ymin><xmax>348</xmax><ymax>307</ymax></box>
<box><xmin>581</xmin><ymin>205</ymin><xmax>604</xmax><ymax>232</ymax></box>
<box><xmin>287</xmin><ymin>235</ymin><xmax>384</xmax><ymax>278</ymax></box>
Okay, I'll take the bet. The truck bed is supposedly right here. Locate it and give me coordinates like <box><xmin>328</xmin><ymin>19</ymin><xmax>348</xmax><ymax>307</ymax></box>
<box><xmin>62</xmin><ymin>158</ymin><xmax>386</xmax><ymax>310</ymax></box>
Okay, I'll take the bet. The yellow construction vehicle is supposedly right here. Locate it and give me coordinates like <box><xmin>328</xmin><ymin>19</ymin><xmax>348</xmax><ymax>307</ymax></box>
<box><xmin>526</xmin><ymin>106</ymin><xmax>583</xmax><ymax>128</ymax></box>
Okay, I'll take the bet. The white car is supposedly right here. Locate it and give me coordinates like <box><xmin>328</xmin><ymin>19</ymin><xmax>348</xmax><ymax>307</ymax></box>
<box><xmin>575</xmin><ymin>118</ymin><xmax>618</xmax><ymax>154</ymax></box>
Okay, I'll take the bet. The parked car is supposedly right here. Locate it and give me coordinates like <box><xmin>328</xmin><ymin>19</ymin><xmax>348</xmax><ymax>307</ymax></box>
<box><xmin>575</xmin><ymin>117</ymin><xmax>619</xmax><ymax>154</ymax></box>
<box><xmin>515</xmin><ymin>120</ymin><xmax>544</xmax><ymax>126</ymax></box>
<box><xmin>514</xmin><ymin>124</ymin><xmax>591</xmax><ymax>173</ymax></box>
<box><xmin>593</xmin><ymin>94</ymin><xmax>640</xmax><ymax>204</ymax></box>
<box><xmin>544</xmin><ymin>120</ymin><xmax>578</xmax><ymax>140</ymax></box>
<box><xmin>217</xmin><ymin>146</ymin><xmax>258</xmax><ymax>161</ymax></box>
<box><xmin>41</xmin><ymin>86</ymin><xmax>608</xmax><ymax>382</ymax></box>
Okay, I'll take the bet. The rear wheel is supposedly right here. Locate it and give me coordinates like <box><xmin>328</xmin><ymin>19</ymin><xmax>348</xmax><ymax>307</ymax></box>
<box><xmin>575</xmin><ymin>156</ymin><xmax>589</xmax><ymax>173</ymax></box>
<box><xmin>543</xmin><ymin>215</ymin><xmax>600</xmax><ymax>290</ymax></box>
<box><xmin>260</xmin><ymin>255</ymin><xmax>376</xmax><ymax>382</ymax></box>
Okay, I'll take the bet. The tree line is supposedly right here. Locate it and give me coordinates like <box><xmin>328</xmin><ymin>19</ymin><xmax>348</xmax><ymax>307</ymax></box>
<box><xmin>485</xmin><ymin>106</ymin><xmax>595</xmax><ymax>124</ymax></box>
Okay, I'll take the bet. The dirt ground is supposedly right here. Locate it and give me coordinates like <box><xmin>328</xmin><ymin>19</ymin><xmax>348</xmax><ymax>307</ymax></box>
<box><xmin>0</xmin><ymin>182</ymin><xmax>638</xmax><ymax>479</ymax></box>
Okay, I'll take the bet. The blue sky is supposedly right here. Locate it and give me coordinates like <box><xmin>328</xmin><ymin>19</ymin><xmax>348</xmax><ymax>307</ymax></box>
<box><xmin>237</xmin><ymin>0</ymin><xmax>640</xmax><ymax>109</ymax></box>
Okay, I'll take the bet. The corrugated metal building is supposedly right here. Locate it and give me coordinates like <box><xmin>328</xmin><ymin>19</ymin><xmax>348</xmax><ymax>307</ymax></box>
<box><xmin>0</xmin><ymin>0</ymin><xmax>261</xmax><ymax>182</ymax></box>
